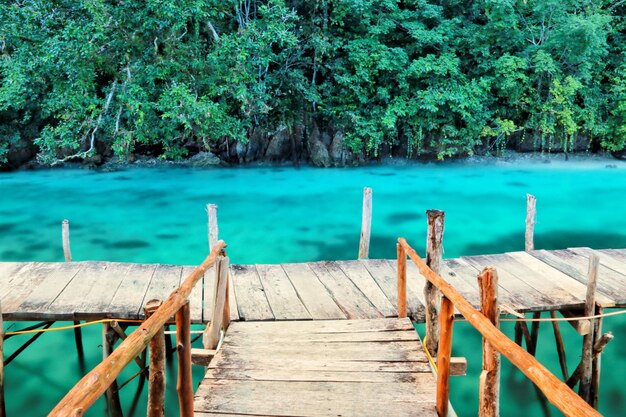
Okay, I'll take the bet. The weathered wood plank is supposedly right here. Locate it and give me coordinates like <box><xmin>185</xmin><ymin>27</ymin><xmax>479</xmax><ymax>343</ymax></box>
<box><xmin>281</xmin><ymin>263</ymin><xmax>345</xmax><ymax>320</ymax></box>
<box><xmin>226</xmin><ymin>266</ymin><xmax>239</xmax><ymax>323</ymax></box>
<box><xmin>1</xmin><ymin>263</ymin><xmax>62</xmax><ymax>313</ymax></box>
<box><xmin>141</xmin><ymin>264</ymin><xmax>184</xmax><ymax>317</ymax></box>
<box><xmin>255</xmin><ymin>264</ymin><xmax>310</xmax><ymax>320</ymax></box>
<box><xmin>308</xmin><ymin>262</ymin><xmax>381</xmax><ymax>319</ymax></box>
<box><xmin>335</xmin><ymin>260</ymin><xmax>396</xmax><ymax>317</ymax></box>
<box><xmin>106</xmin><ymin>263</ymin><xmax>158</xmax><ymax>319</ymax></box>
<box><xmin>571</xmin><ymin>248</ymin><xmax>626</xmax><ymax>281</ymax></box>
<box><xmin>224</xmin><ymin>329</ymin><xmax>419</xmax><ymax>344</ymax></box>
<box><xmin>224</xmin><ymin>317</ymin><xmax>414</xmax><ymax>334</ymax></box>
<box><xmin>72</xmin><ymin>262</ymin><xmax>130</xmax><ymax>318</ymax></box>
<box><xmin>183</xmin><ymin>266</ymin><xmax>204</xmax><ymax>324</ymax></box>
<box><xmin>229</xmin><ymin>265</ymin><xmax>274</xmax><ymax>321</ymax></box>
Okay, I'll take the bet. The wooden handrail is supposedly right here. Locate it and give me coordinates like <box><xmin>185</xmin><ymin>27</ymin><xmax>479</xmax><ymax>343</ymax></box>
<box><xmin>48</xmin><ymin>240</ymin><xmax>227</xmax><ymax>417</ymax></box>
<box><xmin>398</xmin><ymin>238</ymin><xmax>601</xmax><ymax>417</ymax></box>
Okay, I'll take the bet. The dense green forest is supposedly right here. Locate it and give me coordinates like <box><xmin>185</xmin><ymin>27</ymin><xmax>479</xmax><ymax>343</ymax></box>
<box><xmin>1</xmin><ymin>0</ymin><xmax>625</xmax><ymax>168</ymax></box>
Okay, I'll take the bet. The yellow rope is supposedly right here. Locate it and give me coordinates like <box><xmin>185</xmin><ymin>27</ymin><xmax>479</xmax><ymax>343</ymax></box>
<box><xmin>422</xmin><ymin>336</ymin><xmax>438</xmax><ymax>374</ymax></box>
<box><xmin>4</xmin><ymin>319</ymin><xmax>143</xmax><ymax>336</ymax></box>
<box><xmin>500</xmin><ymin>308</ymin><xmax>626</xmax><ymax>322</ymax></box>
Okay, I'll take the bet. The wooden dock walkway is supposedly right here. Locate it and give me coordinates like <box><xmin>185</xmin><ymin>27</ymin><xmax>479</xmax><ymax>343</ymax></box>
<box><xmin>2</xmin><ymin>247</ymin><xmax>626</xmax><ymax>324</ymax></box>
<box><xmin>194</xmin><ymin>318</ymin><xmax>437</xmax><ymax>417</ymax></box>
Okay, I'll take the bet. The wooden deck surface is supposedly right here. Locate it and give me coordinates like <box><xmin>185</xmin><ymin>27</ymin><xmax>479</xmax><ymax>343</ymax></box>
<box><xmin>1</xmin><ymin>247</ymin><xmax>625</xmax><ymax>323</ymax></box>
<box><xmin>194</xmin><ymin>318</ymin><xmax>437</xmax><ymax>417</ymax></box>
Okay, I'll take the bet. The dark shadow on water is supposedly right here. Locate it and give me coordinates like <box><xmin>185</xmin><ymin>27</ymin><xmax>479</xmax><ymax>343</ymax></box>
<box><xmin>25</xmin><ymin>242</ymin><xmax>50</xmax><ymax>251</ymax></box>
<box><xmin>505</xmin><ymin>181</ymin><xmax>527</xmax><ymax>187</ymax></box>
<box><xmin>385</xmin><ymin>211</ymin><xmax>424</xmax><ymax>224</ymax></box>
<box><xmin>460</xmin><ymin>230</ymin><xmax>626</xmax><ymax>256</ymax></box>
<box><xmin>156</xmin><ymin>233</ymin><xmax>179</xmax><ymax>240</ymax></box>
<box><xmin>107</xmin><ymin>240</ymin><xmax>151</xmax><ymax>249</ymax></box>
<box><xmin>367</xmin><ymin>171</ymin><xmax>396</xmax><ymax>177</ymax></box>
<box><xmin>0</xmin><ymin>222</ymin><xmax>16</xmax><ymax>233</ymax></box>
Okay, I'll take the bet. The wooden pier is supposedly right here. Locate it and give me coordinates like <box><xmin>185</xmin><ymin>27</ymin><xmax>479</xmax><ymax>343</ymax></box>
<box><xmin>2</xmin><ymin>247</ymin><xmax>626</xmax><ymax>324</ymax></box>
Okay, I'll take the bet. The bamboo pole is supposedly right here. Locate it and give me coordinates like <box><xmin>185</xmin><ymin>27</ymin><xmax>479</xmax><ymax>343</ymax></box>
<box><xmin>176</xmin><ymin>302</ymin><xmax>194</xmax><ymax>417</ymax></box>
<box><xmin>551</xmin><ymin>311</ymin><xmax>569</xmax><ymax>380</ymax></box>
<box><xmin>145</xmin><ymin>300</ymin><xmax>166</xmax><ymax>417</ymax></box>
<box><xmin>398</xmin><ymin>238</ymin><xmax>600</xmax><ymax>417</ymax></box>
<box><xmin>204</xmin><ymin>256</ymin><xmax>229</xmax><ymax>350</ymax></box>
<box><xmin>579</xmin><ymin>254</ymin><xmax>599</xmax><ymax>403</ymax></box>
<box><xmin>425</xmin><ymin>210</ymin><xmax>445</xmax><ymax>356</ymax></box>
<box><xmin>49</xmin><ymin>241</ymin><xmax>226</xmax><ymax>417</ymax></box>
<box><xmin>0</xmin><ymin>300</ymin><xmax>5</xmax><ymax>417</ymax></box>
<box><xmin>358</xmin><ymin>187</ymin><xmax>372</xmax><ymax>259</ymax></box>
<box><xmin>436</xmin><ymin>296</ymin><xmax>454</xmax><ymax>417</ymax></box>
<box><xmin>397</xmin><ymin>243</ymin><xmax>407</xmax><ymax>318</ymax></box>
<box><xmin>478</xmin><ymin>267</ymin><xmax>500</xmax><ymax>417</ymax></box>
<box><xmin>102</xmin><ymin>323</ymin><xmax>124</xmax><ymax>417</ymax></box>
<box><xmin>525</xmin><ymin>194</ymin><xmax>536</xmax><ymax>252</ymax></box>
<box><xmin>207</xmin><ymin>204</ymin><xmax>219</xmax><ymax>251</ymax></box>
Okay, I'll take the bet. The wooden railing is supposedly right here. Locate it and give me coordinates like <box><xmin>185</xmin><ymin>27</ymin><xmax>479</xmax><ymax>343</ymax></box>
<box><xmin>396</xmin><ymin>237</ymin><xmax>601</xmax><ymax>417</ymax></box>
<box><xmin>48</xmin><ymin>241</ymin><xmax>229</xmax><ymax>417</ymax></box>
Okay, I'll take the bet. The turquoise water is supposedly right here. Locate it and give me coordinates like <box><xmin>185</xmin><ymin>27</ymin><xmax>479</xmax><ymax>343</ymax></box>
<box><xmin>1</xmin><ymin>160</ymin><xmax>626</xmax><ymax>416</ymax></box>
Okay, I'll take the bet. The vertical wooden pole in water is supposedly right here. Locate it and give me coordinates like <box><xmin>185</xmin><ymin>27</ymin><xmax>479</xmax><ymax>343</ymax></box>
<box><xmin>146</xmin><ymin>299</ymin><xmax>166</xmax><ymax>417</ymax></box>
<box><xmin>204</xmin><ymin>257</ymin><xmax>229</xmax><ymax>350</ymax></box>
<box><xmin>525</xmin><ymin>194</ymin><xmax>536</xmax><ymax>252</ymax></box>
<box><xmin>0</xmin><ymin>300</ymin><xmax>5</xmax><ymax>417</ymax></box>
<box><xmin>102</xmin><ymin>322</ymin><xmax>124</xmax><ymax>417</ymax></box>
<box><xmin>207</xmin><ymin>204</ymin><xmax>219</xmax><ymax>251</ymax></box>
<box><xmin>62</xmin><ymin>219</ymin><xmax>72</xmax><ymax>261</ymax></box>
<box><xmin>436</xmin><ymin>296</ymin><xmax>454</xmax><ymax>417</ymax></box>
<box><xmin>551</xmin><ymin>310</ymin><xmax>569</xmax><ymax>380</ymax></box>
<box><xmin>397</xmin><ymin>243</ymin><xmax>407</xmax><ymax>318</ymax></box>
<box><xmin>478</xmin><ymin>267</ymin><xmax>500</xmax><ymax>417</ymax></box>
<box><xmin>358</xmin><ymin>187</ymin><xmax>372</xmax><ymax>259</ymax></box>
<box><xmin>176</xmin><ymin>301</ymin><xmax>194</xmax><ymax>417</ymax></box>
<box><xmin>579</xmin><ymin>254</ymin><xmax>599</xmax><ymax>404</ymax></box>
<box><xmin>591</xmin><ymin>306</ymin><xmax>604</xmax><ymax>409</ymax></box>
<box><xmin>62</xmin><ymin>220</ymin><xmax>85</xmax><ymax>368</ymax></box>
<box><xmin>425</xmin><ymin>209</ymin><xmax>445</xmax><ymax>356</ymax></box>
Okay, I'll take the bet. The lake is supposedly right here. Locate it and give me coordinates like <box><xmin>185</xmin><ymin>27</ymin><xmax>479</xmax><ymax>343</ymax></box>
<box><xmin>1</xmin><ymin>157</ymin><xmax>626</xmax><ymax>416</ymax></box>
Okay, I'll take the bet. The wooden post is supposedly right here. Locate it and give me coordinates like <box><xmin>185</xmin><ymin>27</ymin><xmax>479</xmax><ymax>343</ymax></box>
<box><xmin>145</xmin><ymin>299</ymin><xmax>166</xmax><ymax>417</ymax></box>
<box><xmin>102</xmin><ymin>323</ymin><xmax>124</xmax><ymax>417</ymax></box>
<box><xmin>579</xmin><ymin>254</ymin><xmax>599</xmax><ymax>403</ymax></box>
<box><xmin>591</xmin><ymin>306</ymin><xmax>603</xmax><ymax>409</ymax></box>
<box><xmin>528</xmin><ymin>312</ymin><xmax>541</xmax><ymax>356</ymax></box>
<box><xmin>478</xmin><ymin>267</ymin><xmax>500</xmax><ymax>417</ymax></box>
<box><xmin>551</xmin><ymin>311</ymin><xmax>569</xmax><ymax>380</ymax></box>
<box><xmin>62</xmin><ymin>219</ymin><xmax>72</xmax><ymax>261</ymax></box>
<box><xmin>358</xmin><ymin>187</ymin><xmax>372</xmax><ymax>259</ymax></box>
<box><xmin>207</xmin><ymin>204</ymin><xmax>219</xmax><ymax>251</ymax></box>
<box><xmin>425</xmin><ymin>209</ymin><xmax>445</xmax><ymax>356</ymax></box>
<box><xmin>397</xmin><ymin>243</ymin><xmax>407</xmax><ymax>318</ymax></box>
<box><xmin>0</xmin><ymin>300</ymin><xmax>5</xmax><ymax>417</ymax></box>
<box><xmin>176</xmin><ymin>301</ymin><xmax>194</xmax><ymax>417</ymax></box>
<box><xmin>525</xmin><ymin>194</ymin><xmax>536</xmax><ymax>252</ymax></box>
<box><xmin>204</xmin><ymin>257</ymin><xmax>230</xmax><ymax>350</ymax></box>
<box><xmin>62</xmin><ymin>220</ymin><xmax>85</xmax><ymax>371</ymax></box>
<box><xmin>436</xmin><ymin>296</ymin><xmax>454</xmax><ymax>417</ymax></box>
<box><xmin>223</xmin><ymin>274</ymin><xmax>231</xmax><ymax>332</ymax></box>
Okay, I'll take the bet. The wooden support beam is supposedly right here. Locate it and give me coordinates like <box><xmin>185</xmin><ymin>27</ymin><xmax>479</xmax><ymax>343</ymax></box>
<box><xmin>591</xmin><ymin>306</ymin><xmax>603</xmax><ymax>409</ymax></box>
<box><xmin>207</xmin><ymin>204</ymin><xmax>219</xmax><ymax>251</ymax></box>
<box><xmin>478</xmin><ymin>267</ymin><xmax>500</xmax><ymax>417</ymax></box>
<box><xmin>0</xmin><ymin>300</ymin><xmax>5</xmax><ymax>417</ymax></box>
<box><xmin>529</xmin><ymin>311</ymin><xmax>541</xmax><ymax>356</ymax></box>
<box><xmin>110</xmin><ymin>321</ymin><xmax>146</xmax><ymax>372</ymax></box>
<box><xmin>579</xmin><ymin>254</ymin><xmax>599</xmax><ymax>404</ymax></box>
<box><xmin>450</xmin><ymin>357</ymin><xmax>467</xmax><ymax>376</ymax></box>
<box><xmin>204</xmin><ymin>256</ymin><xmax>230</xmax><ymax>350</ymax></box>
<box><xmin>551</xmin><ymin>311</ymin><xmax>569</xmax><ymax>381</ymax></box>
<box><xmin>176</xmin><ymin>302</ymin><xmax>193</xmax><ymax>417</ymax></box>
<box><xmin>436</xmin><ymin>296</ymin><xmax>454</xmax><ymax>417</ymax></box>
<box><xmin>62</xmin><ymin>220</ymin><xmax>85</xmax><ymax>369</ymax></box>
<box><xmin>397</xmin><ymin>242</ymin><xmax>407</xmax><ymax>318</ymax></box>
<box><xmin>525</xmin><ymin>194</ymin><xmax>536</xmax><ymax>252</ymax></box>
<box><xmin>102</xmin><ymin>323</ymin><xmax>123</xmax><ymax>417</ymax></box>
<box><xmin>146</xmin><ymin>299</ymin><xmax>166</xmax><ymax>417</ymax></box>
<box><xmin>358</xmin><ymin>187</ymin><xmax>372</xmax><ymax>259</ymax></box>
<box><xmin>191</xmin><ymin>349</ymin><xmax>217</xmax><ymax>367</ymax></box>
<box><xmin>559</xmin><ymin>309</ymin><xmax>591</xmax><ymax>336</ymax></box>
<box><xmin>398</xmin><ymin>238</ymin><xmax>601</xmax><ymax>417</ymax></box>
<box><xmin>425</xmin><ymin>209</ymin><xmax>444</xmax><ymax>356</ymax></box>
<box><xmin>49</xmin><ymin>242</ymin><xmax>226</xmax><ymax>416</ymax></box>
<box><xmin>567</xmin><ymin>332</ymin><xmax>613</xmax><ymax>389</ymax></box>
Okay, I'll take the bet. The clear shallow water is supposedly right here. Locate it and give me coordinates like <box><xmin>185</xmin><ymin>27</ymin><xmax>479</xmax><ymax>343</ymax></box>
<box><xmin>1</xmin><ymin>161</ymin><xmax>626</xmax><ymax>416</ymax></box>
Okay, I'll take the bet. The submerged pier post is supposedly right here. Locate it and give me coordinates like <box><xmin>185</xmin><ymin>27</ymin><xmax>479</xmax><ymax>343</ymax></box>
<box><xmin>207</xmin><ymin>204</ymin><xmax>219</xmax><ymax>251</ymax></box>
<box><xmin>579</xmin><ymin>254</ymin><xmax>599</xmax><ymax>404</ymax></box>
<box><xmin>525</xmin><ymin>194</ymin><xmax>536</xmax><ymax>252</ymax></box>
<box><xmin>478</xmin><ymin>267</ymin><xmax>500</xmax><ymax>417</ymax></box>
<box><xmin>62</xmin><ymin>220</ymin><xmax>85</xmax><ymax>370</ymax></box>
<box><xmin>358</xmin><ymin>187</ymin><xmax>372</xmax><ymax>259</ymax></box>
<box><xmin>425</xmin><ymin>209</ymin><xmax>445</xmax><ymax>356</ymax></box>
<box><xmin>102</xmin><ymin>323</ymin><xmax>124</xmax><ymax>417</ymax></box>
<box><xmin>176</xmin><ymin>301</ymin><xmax>194</xmax><ymax>417</ymax></box>
<box><xmin>145</xmin><ymin>299</ymin><xmax>166</xmax><ymax>417</ymax></box>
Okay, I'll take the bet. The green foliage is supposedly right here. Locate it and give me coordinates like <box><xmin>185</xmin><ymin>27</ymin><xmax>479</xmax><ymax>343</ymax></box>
<box><xmin>0</xmin><ymin>0</ymin><xmax>625</xmax><ymax>165</ymax></box>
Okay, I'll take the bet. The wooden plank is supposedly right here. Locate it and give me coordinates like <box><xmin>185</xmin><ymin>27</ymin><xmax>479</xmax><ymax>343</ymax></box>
<box><xmin>202</xmin><ymin>368</ymin><xmax>433</xmax><ymax>383</ymax></box>
<box><xmin>308</xmin><ymin>261</ymin><xmax>381</xmax><ymax>319</ymax></box>
<box><xmin>439</xmin><ymin>260</ymin><xmax>480</xmax><ymax>309</ymax></box>
<box><xmin>182</xmin><ymin>266</ymin><xmax>204</xmax><ymax>324</ymax></box>
<box><xmin>230</xmin><ymin>265</ymin><xmax>274</xmax><ymax>321</ymax></box>
<box><xmin>1</xmin><ymin>263</ymin><xmax>60</xmax><ymax>313</ymax></box>
<box><xmin>336</xmin><ymin>260</ymin><xmax>396</xmax><ymax>317</ymax></box>
<box><xmin>225</xmin><ymin>317</ymin><xmax>415</xmax><ymax>334</ymax></box>
<box><xmin>201</xmin><ymin>266</ymin><xmax>216</xmax><ymax>324</ymax></box>
<box><xmin>10</xmin><ymin>262</ymin><xmax>84</xmax><ymax>319</ymax></box>
<box><xmin>508</xmin><ymin>251</ymin><xmax>614</xmax><ymax>308</ymax></box>
<box><xmin>224</xmin><ymin>329</ymin><xmax>419</xmax><ymax>344</ymax></box>
<box><xmin>107</xmin><ymin>263</ymin><xmax>158</xmax><ymax>319</ymax></box>
<box><xmin>255</xmin><ymin>264</ymin><xmax>310</xmax><ymax>320</ymax></box>
<box><xmin>71</xmin><ymin>262</ymin><xmax>130</xmax><ymax>318</ymax></box>
<box><xmin>0</xmin><ymin>262</ymin><xmax>41</xmax><ymax>300</ymax></box>
<box><xmin>141</xmin><ymin>264</ymin><xmax>184</xmax><ymax>317</ymax></box>
<box><xmin>281</xmin><ymin>263</ymin><xmax>345</xmax><ymax>320</ymax></box>
<box><xmin>571</xmin><ymin>248</ymin><xmax>626</xmax><ymax>279</ymax></box>
<box><xmin>194</xmin><ymin>381</ymin><xmax>437</xmax><ymax>417</ymax></box>
<box><xmin>0</xmin><ymin>262</ymin><xmax>27</xmax><ymax>285</ymax></box>
<box><xmin>226</xmin><ymin>266</ymin><xmax>239</xmax><ymax>323</ymax></box>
